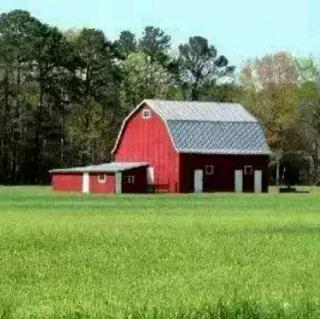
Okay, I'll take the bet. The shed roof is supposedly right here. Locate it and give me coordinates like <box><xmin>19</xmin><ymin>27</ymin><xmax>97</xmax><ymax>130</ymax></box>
<box><xmin>49</xmin><ymin>162</ymin><xmax>148</xmax><ymax>174</ymax></box>
<box><xmin>113</xmin><ymin>99</ymin><xmax>270</xmax><ymax>155</ymax></box>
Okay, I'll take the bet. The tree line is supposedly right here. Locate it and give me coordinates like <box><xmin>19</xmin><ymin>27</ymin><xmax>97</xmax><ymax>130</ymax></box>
<box><xmin>0</xmin><ymin>9</ymin><xmax>318</xmax><ymax>185</ymax></box>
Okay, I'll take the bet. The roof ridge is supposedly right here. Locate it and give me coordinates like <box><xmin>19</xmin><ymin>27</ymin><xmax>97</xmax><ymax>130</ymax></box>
<box><xmin>146</xmin><ymin>99</ymin><xmax>240</xmax><ymax>105</ymax></box>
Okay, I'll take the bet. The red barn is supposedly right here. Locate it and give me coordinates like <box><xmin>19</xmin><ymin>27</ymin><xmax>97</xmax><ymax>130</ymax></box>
<box><xmin>50</xmin><ymin>99</ymin><xmax>270</xmax><ymax>194</ymax></box>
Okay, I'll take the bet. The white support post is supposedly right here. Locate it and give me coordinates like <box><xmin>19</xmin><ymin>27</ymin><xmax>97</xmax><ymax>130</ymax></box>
<box><xmin>115</xmin><ymin>172</ymin><xmax>122</xmax><ymax>194</ymax></box>
<box><xmin>234</xmin><ymin>170</ymin><xmax>243</xmax><ymax>193</ymax></box>
<box><xmin>194</xmin><ymin>170</ymin><xmax>203</xmax><ymax>193</ymax></box>
<box><xmin>254</xmin><ymin>170</ymin><xmax>263</xmax><ymax>193</ymax></box>
<box><xmin>82</xmin><ymin>173</ymin><xmax>90</xmax><ymax>194</ymax></box>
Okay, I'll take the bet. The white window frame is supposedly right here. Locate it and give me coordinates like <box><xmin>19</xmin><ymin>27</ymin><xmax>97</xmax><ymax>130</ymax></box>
<box><xmin>97</xmin><ymin>174</ymin><xmax>106</xmax><ymax>183</ymax></box>
<box><xmin>205</xmin><ymin>165</ymin><xmax>214</xmax><ymax>175</ymax></box>
<box><xmin>244</xmin><ymin>165</ymin><xmax>253</xmax><ymax>175</ymax></box>
<box><xmin>126</xmin><ymin>175</ymin><xmax>135</xmax><ymax>184</ymax></box>
<box><xmin>142</xmin><ymin>109</ymin><xmax>152</xmax><ymax>119</ymax></box>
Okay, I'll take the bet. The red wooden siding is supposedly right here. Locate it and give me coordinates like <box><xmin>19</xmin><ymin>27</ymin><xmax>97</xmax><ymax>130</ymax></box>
<box><xmin>52</xmin><ymin>173</ymin><xmax>82</xmax><ymax>192</ymax></box>
<box><xmin>122</xmin><ymin>167</ymin><xmax>147</xmax><ymax>193</ymax></box>
<box><xmin>114</xmin><ymin>104</ymin><xmax>180</xmax><ymax>192</ymax></box>
<box><xmin>51</xmin><ymin>168</ymin><xmax>147</xmax><ymax>194</ymax></box>
<box><xmin>89</xmin><ymin>173</ymin><xmax>116</xmax><ymax>193</ymax></box>
<box><xmin>179</xmin><ymin>154</ymin><xmax>269</xmax><ymax>193</ymax></box>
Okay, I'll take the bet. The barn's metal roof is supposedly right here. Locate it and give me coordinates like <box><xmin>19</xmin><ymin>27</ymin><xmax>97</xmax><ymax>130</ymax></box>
<box><xmin>112</xmin><ymin>99</ymin><xmax>270</xmax><ymax>155</ymax></box>
<box><xmin>144</xmin><ymin>99</ymin><xmax>257</xmax><ymax>122</ymax></box>
<box><xmin>167</xmin><ymin>121</ymin><xmax>270</xmax><ymax>155</ymax></box>
<box><xmin>49</xmin><ymin>162</ymin><xmax>148</xmax><ymax>174</ymax></box>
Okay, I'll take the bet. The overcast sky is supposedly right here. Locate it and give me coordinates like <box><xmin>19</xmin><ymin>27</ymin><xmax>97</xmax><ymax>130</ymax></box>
<box><xmin>1</xmin><ymin>0</ymin><xmax>319</xmax><ymax>66</ymax></box>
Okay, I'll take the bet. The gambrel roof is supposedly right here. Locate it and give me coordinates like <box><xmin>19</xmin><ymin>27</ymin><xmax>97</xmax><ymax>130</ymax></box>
<box><xmin>113</xmin><ymin>99</ymin><xmax>270</xmax><ymax>155</ymax></box>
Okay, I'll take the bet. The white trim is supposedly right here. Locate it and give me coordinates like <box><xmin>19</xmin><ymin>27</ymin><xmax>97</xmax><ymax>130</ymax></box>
<box><xmin>244</xmin><ymin>165</ymin><xmax>253</xmax><ymax>175</ymax></box>
<box><xmin>194</xmin><ymin>170</ymin><xmax>203</xmax><ymax>193</ymax></box>
<box><xmin>147</xmin><ymin>166</ymin><xmax>155</xmax><ymax>184</ymax></box>
<box><xmin>142</xmin><ymin>109</ymin><xmax>152</xmax><ymax>119</ymax></box>
<box><xmin>97</xmin><ymin>174</ymin><xmax>106</xmax><ymax>183</ymax></box>
<box><xmin>111</xmin><ymin>100</ymin><xmax>179</xmax><ymax>154</ymax></box>
<box><xmin>234</xmin><ymin>170</ymin><xmax>243</xmax><ymax>193</ymax></box>
<box><xmin>179</xmin><ymin>150</ymin><xmax>271</xmax><ymax>155</ymax></box>
<box><xmin>125</xmin><ymin>175</ymin><xmax>135</xmax><ymax>184</ymax></box>
<box><xmin>205</xmin><ymin>165</ymin><xmax>214</xmax><ymax>175</ymax></box>
<box><xmin>115</xmin><ymin>172</ymin><xmax>122</xmax><ymax>194</ymax></box>
<box><xmin>82</xmin><ymin>173</ymin><xmax>90</xmax><ymax>194</ymax></box>
<box><xmin>254</xmin><ymin>170</ymin><xmax>262</xmax><ymax>193</ymax></box>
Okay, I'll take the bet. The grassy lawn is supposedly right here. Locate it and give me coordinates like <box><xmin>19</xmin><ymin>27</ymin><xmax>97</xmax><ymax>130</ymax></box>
<box><xmin>0</xmin><ymin>187</ymin><xmax>320</xmax><ymax>318</ymax></box>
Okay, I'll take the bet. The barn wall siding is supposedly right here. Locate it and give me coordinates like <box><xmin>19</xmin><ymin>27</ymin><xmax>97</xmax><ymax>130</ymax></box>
<box><xmin>179</xmin><ymin>154</ymin><xmax>269</xmax><ymax>193</ymax></box>
<box><xmin>52</xmin><ymin>174</ymin><xmax>82</xmax><ymax>192</ymax></box>
<box><xmin>122</xmin><ymin>167</ymin><xmax>148</xmax><ymax>193</ymax></box>
<box><xmin>115</xmin><ymin>104</ymin><xmax>180</xmax><ymax>192</ymax></box>
<box><xmin>89</xmin><ymin>173</ymin><xmax>116</xmax><ymax>193</ymax></box>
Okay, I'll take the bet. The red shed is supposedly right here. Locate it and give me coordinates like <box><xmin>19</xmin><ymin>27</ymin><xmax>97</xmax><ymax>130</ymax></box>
<box><xmin>50</xmin><ymin>162</ymin><xmax>148</xmax><ymax>194</ymax></box>
<box><xmin>50</xmin><ymin>99</ymin><xmax>270</xmax><ymax>194</ymax></box>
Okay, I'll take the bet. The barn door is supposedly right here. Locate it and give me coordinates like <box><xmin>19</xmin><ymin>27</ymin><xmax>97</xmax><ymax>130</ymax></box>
<box><xmin>234</xmin><ymin>170</ymin><xmax>243</xmax><ymax>193</ymax></box>
<box><xmin>254</xmin><ymin>170</ymin><xmax>262</xmax><ymax>193</ymax></box>
<box><xmin>194</xmin><ymin>170</ymin><xmax>203</xmax><ymax>193</ymax></box>
<box><xmin>82</xmin><ymin>173</ymin><xmax>90</xmax><ymax>194</ymax></box>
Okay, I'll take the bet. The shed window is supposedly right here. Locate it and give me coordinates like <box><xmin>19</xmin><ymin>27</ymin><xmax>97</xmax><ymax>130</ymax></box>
<box><xmin>244</xmin><ymin>165</ymin><xmax>253</xmax><ymax>175</ymax></box>
<box><xmin>205</xmin><ymin>165</ymin><xmax>214</xmax><ymax>175</ymax></box>
<box><xmin>142</xmin><ymin>109</ymin><xmax>152</xmax><ymax>119</ymax></box>
<box><xmin>126</xmin><ymin>176</ymin><xmax>135</xmax><ymax>184</ymax></box>
<box><xmin>97</xmin><ymin>174</ymin><xmax>106</xmax><ymax>183</ymax></box>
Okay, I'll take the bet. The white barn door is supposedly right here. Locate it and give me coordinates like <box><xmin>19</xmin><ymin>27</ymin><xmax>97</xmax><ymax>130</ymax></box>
<box><xmin>82</xmin><ymin>173</ymin><xmax>90</xmax><ymax>194</ymax></box>
<box><xmin>234</xmin><ymin>170</ymin><xmax>243</xmax><ymax>193</ymax></box>
<box><xmin>254</xmin><ymin>170</ymin><xmax>262</xmax><ymax>193</ymax></box>
<box><xmin>194</xmin><ymin>170</ymin><xmax>203</xmax><ymax>193</ymax></box>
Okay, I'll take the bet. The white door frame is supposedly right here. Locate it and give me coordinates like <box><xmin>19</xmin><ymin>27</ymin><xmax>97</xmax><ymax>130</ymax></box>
<box><xmin>82</xmin><ymin>172</ymin><xmax>90</xmax><ymax>194</ymax></box>
<box><xmin>194</xmin><ymin>170</ymin><xmax>203</xmax><ymax>193</ymax></box>
<box><xmin>115</xmin><ymin>172</ymin><xmax>122</xmax><ymax>194</ymax></box>
<box><xmin>254</xmin><ymin>170</ymin><xmax>262</xmax><ymax>193</ymax></box>
<box><xmin>147</xmin><ymin>166</ymin><xmax>155</xmax><ymax>184</ymax></box>
<box><xmin>234</xmin><ymin>170</ymin><xmax>243</xmax><ymax>193</ymax></box>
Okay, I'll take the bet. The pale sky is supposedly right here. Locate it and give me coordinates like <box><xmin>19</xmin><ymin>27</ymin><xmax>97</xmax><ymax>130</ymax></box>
<box><xmin>0</xmin><ymin>0</ymin><xmax>319</xmax><ymax>67</ymax></box>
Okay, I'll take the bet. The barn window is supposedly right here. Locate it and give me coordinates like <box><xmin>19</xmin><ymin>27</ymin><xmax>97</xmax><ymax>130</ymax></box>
<box><xmin>244</xmin><ymin>165</ymin><xmax>253</xmax><ymax>175</ymax></box>
<box><xmin>97</xmin><ymin>174</ymin><xmax>106</xmax><ymax>183</ymax></box>
<box><xmin>205</xmin><ymin>165</ymin><xmax>214</xmax><ymax>175</ymax></box>
<box><xmin>126</xmin><ymin>176</ymin><xmax>135</xmax><ymax>184</ymax></box>
<box><xmin>142</xmin><ymin>109</ymin><xmax>152</xmax><ymax>119</ymax></box>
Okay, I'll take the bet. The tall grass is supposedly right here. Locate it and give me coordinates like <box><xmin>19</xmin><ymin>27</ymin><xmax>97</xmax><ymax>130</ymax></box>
<box><xmin>0</xmin><ymin>187</ymin><xmax>319</xmax><ymax>318</ymax></box>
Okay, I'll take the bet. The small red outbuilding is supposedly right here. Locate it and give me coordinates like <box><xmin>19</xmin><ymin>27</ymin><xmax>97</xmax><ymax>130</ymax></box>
<box><xmin>50</xmin><ymin>162</ymin><xmax>148</xmax><ymax>194</ymax></box>
<box><xmin>50</xmin><ymin>99</ymin><xmax>270</xmax><ymax>194</ymax></box>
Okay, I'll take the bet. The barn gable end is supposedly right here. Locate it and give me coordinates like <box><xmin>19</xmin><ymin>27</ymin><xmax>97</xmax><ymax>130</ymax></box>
<box><xmin>113</xmin><ymin>102</ymin><xmax>180</xmax><ymax>192</ymax></box>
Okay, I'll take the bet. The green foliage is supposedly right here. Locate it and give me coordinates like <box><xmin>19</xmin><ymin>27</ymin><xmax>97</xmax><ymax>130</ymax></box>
<box><xmin>178</xmin><ymin>36</ymin><xmax>235</xmax><ymax>100</ymax></box>
<box><xmin>1</xmin><ymin>9</ymin><xmax>320</xmax><ymax>187</ymax></box>
<box><xmin>0</xmin><ymin>187</ymin><xmax>320</xmax><ymax>317</ymax></box>
<box><xmin>114</xmin><ymin>31</ymin><xmax>137</xmax><ymax>59</ymax></box>
<box><xmin>139</xmin><ymin>26</ymin><xmax>171</xmax><ymax>64</ymax></box>
<box><xmin>120</xmin><ymin>52</ymin><xmax>172</xmax><ymax>110</ymax></box>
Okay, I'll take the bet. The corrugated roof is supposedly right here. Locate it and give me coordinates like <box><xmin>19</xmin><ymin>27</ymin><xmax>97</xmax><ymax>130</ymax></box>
<box><xmin>167</xmin><ymin>121</ymin><xmax>270</xmax><ymax>155</ymax></box>
<box><xmin>49</xmin><ymin>162</ymin><xmax>148</xmax><ymax>174</ymax></box>
<box><xmin>144</xmin><ymin>99</ymin><xmax>257</xmax><ymax>122</ymax></box>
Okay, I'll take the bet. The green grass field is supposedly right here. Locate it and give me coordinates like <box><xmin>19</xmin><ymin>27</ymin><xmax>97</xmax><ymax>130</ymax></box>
<box><xmin>0</xmin><ymin>187</ymin><xmax>320</xmax><ymax>318</ymax></box>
